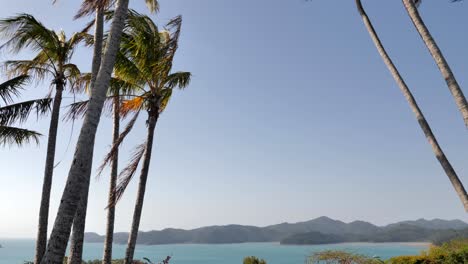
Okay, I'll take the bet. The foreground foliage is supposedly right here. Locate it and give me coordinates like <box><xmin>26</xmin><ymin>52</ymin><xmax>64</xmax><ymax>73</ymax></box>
<box><xmin>388</xmin><ymin>239</ymin><xmax>468</xmax><ymax>264</ymax></box>
<box><xmin>308</xmin><ymin>239</ymin><xmax>468</xmax><ymax>264</ymax></box>
<box><xmin>243</xmin><ymin>256</ymin><xmax>267</xmax><ymax>264</ymax></box>
<box><xmin>309</xmin><ymin>250</ymin><xmax>384</xmax><ymax>264</ymax></box>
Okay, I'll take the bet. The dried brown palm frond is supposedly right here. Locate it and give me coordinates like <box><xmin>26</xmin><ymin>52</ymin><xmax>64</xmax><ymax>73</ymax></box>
<box><xmin>96</xmin><ymin>111</ymin><xmax>140</xmax><ymax>177</ymax></box>
<box><xmin>63</xmin><ymin>96</ymin><xmax>115</xmax><ymax>122</ymax></box>
<box><xmin>74</xmin><ymin>0</ymin><xmax>115</xmax><ymax>19</ymax></box>
<box><xmin>111</xmin><ymin>141</ymin><xmax>147</xmax><ymax>204</ymax></box>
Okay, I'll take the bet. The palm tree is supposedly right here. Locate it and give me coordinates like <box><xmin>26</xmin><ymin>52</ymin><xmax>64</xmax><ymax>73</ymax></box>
<box><xmin>0</xmin><ymin>75</ymin><xmax>51</xmax><ymax>146</ymax></box>
<box><xmin>65</xmin><ymin>2</ymin><xmax>158</xmax><ymax>263</ymax></box>
<box><xmin>40</xmin><ymin>0</ymin><xmax>133</xmax><ymax>261</ymax></box>
<box><xmin>401</xmin><ymin>0</ymin><xmax>468</xmax><ymax>128</ymax></box>
<box><xmin>97</xmin><ymin>12</ymin><xmax>191</xmax><ymax>264</ymax></box>
<box><xmin>65</xmin><ymin>2</ymin><xmax>106</xmax><ymax>263</ymax></box>
<box><xmin>355</xmin><ymin>0</ymin><xmax>468</xmax><ymax>211</ymax></box>
<box><xmin>65</xmin><ymin>75</ymin><xmax>138</xmax><ymax>264</ymax></box>
<box><xmin>0</xmin><ymin>15</ymin><xmax>85</xmax><ymax>263</ymax></box>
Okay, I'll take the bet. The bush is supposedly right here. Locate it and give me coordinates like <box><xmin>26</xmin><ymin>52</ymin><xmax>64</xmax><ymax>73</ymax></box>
<box><xmin>308</xmin><ymin>250</ymin><xmax>384</xmax><ymax>264</ymax></box>
<box><xmin>243</xmin><ymin>256</ymin><xmax>267</xmax><ymax>264</ymax></box>
<box><xmin>388</xmin><ymin>239</ymin><xmax>468</xmax><ymax>264</ymax></box>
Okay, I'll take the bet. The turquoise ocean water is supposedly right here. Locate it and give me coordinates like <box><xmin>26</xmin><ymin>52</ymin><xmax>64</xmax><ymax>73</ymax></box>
<box><xmin>0</xmin><ymin>240</ymin><xmax>428</xmax><ymax>264</ymax></box>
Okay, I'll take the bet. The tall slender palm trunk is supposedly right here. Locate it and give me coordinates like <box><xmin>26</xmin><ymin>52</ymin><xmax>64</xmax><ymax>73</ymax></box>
<box><xmin>124</xmin><ymin>114</ymin><xmax>158</xmax><ymax>264</ymax></box>
<box><xmin>67</xmin><ymin>8</ymin><xmax>105</xmax><ymax>264</ymax></box>
<box><xmin>402</xmin><ymin>0</ymin><xmax>468</xmax><ymax>128</ymax></box>
<box><xmin>102</xmin><ymin>96</ymin><xmax>120</xmax><ymax>264</ymax></box>
<box><xmin>67</xmin><ymin>180</ymin><xmax>89</xmax><ymax>264</ymax></box>
<box><xmin>40</xmin><ymin>0</ymin><xmax>130</xmax><ymax>262</ymax></box>
<box><xmin>355</xmin><ymin>0</ymin><xmax>468</xmax><ymax>211</ymax></box>
<box><xmin>34</xmin><ymin>80</ymin><xmax>64</xmax><ymax>264</ymax></box>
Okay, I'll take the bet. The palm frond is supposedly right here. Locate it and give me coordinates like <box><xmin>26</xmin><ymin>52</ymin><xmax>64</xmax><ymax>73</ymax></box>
<box><xmin>63</xmin><ymin>63</ymin><xmax>82</xmax><ymax>88</ymax></box>
<box><xmin>0</xmin><ymin>14</ymin><xmax>58</xmax><ymax>55</ymax></box>
<box><xmin>96</xmin><ymin>111</ymin><xmax>140</xmax><ymax>177</ymax></box>
<box><xmin>70</xmin><ymin>73</ymin><xmax>92</xmax><ymax>94</ymax></box>
<box><xmin>112</xmin><ymin>141</ymin><xmax>147</xmax><ymax>204</ymax></box>
<box><xmin>113</xmin><ymin>49</ymin><xmax>146</xmax><ymax>86</ymax></box>
<box><xmin>120</xmin><ymin>96</ymin><xmax>145</xmax><ymax>117</ymax></box>
<box><xmin>108</xmin><ymin>76</ymin><xmax>144</xmax><ymax>97</ymax></box>
<box><xmin>0</xmin><ymin>98</ymin><xmax>52</xmax><ymax>126</ymax></box>
<box><xmin>165</xmin><ymin>15</ymin><xmax>182</xmax><ymax>59</ymax></box>
<box><xmin>3</xmin><ymin>60</ymin><xmax>52</xmax><ymax>83</ymax></box>
<box><xmin>158</xmin><ymin>89</ymin><xmax>172</xmax><ymax>114</ymax></box>
<box><xmin>74</xmin><ymin>0</ymin><xmax>115</xmax><ymax>19</ymax></box>
<box><xmin>0</xmin><ymin>75</ymin><xmax>29</xmax><ymax>104</ymax></box>
<box><xmin>63</xmin><ymin>100</ymin><xmax>89</xmax><ymax>122</ymax></box>
<box><xmin>0</xmin><ymin>125</ymin><xmax>41</xmax><ymax>146</ymax></box>
<box><xmin>145</xmin><ymin>0</ymin><xmax>160</xmax><ymax>13</ymax></box>
<box><xmin>64</xmin><ymin>96</ymin><xmax>115</xmax><ymax>121</ymax></box>
<box><xmin>165</xmin><ymin>71</ymin><xmax>191</xmax><ymax>90</ymax></box>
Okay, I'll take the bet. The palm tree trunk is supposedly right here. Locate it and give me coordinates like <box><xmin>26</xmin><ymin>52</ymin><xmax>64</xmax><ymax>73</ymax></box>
<box><xmin>124</xmin><ymin>114</ymin><xmax>158</xmax><ymax>264</ymax></box>
<box><xmin>90</xmin><ymin>7</ymin><xmax>104</xmax><ymax>95</ymax></box>
<box><xmin>66</xmin><ymin>8</ymin><xmax>105</xmax><ymax>264</ymax></box>
<box><xmin>355</xmin><ymin>0</ymin><xmax>468</xmax><ymax>211</ymax></box>
<box><xmin>402</xmin><ymin>0</ymin><xmax>468</xmax><ymax>128</ymax></box>
<box><xmin>102</xmin><ymin>96</ymin><xmax>120</xmax><ymax>264</ymax></box>
<box><xmin>34</xmin><ymin>82</ymin><xmax>64</xmax><ymax>264</ymax></box>
<box><xmin>40</xmin><ymin>0</ymin><xmax>130</xmax><ymax>262</ymax></box>
<box><xmin>67</xmin><ymin>180</ymin><xmax>89</xmax><ymax>264</ymax></box>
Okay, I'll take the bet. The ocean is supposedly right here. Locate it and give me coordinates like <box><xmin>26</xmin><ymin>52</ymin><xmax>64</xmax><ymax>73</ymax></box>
<box><xmin>0</xmin><ymin>240</ymin><xmax>428</xmax><ymax>264</ymax></box>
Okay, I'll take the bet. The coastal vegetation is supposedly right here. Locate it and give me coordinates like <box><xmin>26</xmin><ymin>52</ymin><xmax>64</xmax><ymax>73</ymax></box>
<box><xmin>308</xmin><ymin>239</ymin><xmax>468</xmax><ymax>264</ymax></box>
<box><xmin>243</xmin><ymin>256</ymin><xmax>267</xmax><ymax>264</ymax></box>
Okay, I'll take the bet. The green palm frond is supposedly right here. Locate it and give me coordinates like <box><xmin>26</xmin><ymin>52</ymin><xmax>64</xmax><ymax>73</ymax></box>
<box><xmin>71</xmin><ymin>72</ymin><xmax>142</xmax><ymax>97</ymax></box>
<box><xmin>165</xmin><ymin>71</ymin><xmax>191</xmax><ymax>90</ymax></box>
<box><xmin>71</xmin><ymin>73</ymin><xmax>92</xmax><ymax>94</ymax></box>
<box><xmin>4</xmin><ymin>60</ymin><xmax>52</xmax><ymax>82</ymax></box>
<box><xmin>0</xmin><ymin>98</ymin><xmax>52</xmax><ymax>126</ymax></box>
<box><xmin>158</xmin><ymin>89</ymin><xmax>172</xmax><ymax>114</ymax></box>
<box><xmin>114</xmin><ymin>49</ymin><xmax>146</xmax><ymax>86</ymax></box>
<box><xmin>0</xmin><ymin>75</ymin><xmax>29</xmax><ymax>104</ymax></box>
<box><xmin>109</xmin><ymin>76</ymin><xmax>144</xmax><ymax>97</ymax></box>
<box><xmin>63</xmin><ymin>63</ymin><xmax>82</xmax><ymax>87</ymax></box>
<box><xmin>64</xmin><ymin>32</ymin><xmax>89</xmax><ymax>61</ymax></box>
<box><xmin>113</xmin><ymin>141</ymin><xmax>147</xmax><ymax>204</ymax></box>
<box><xmin>0</xmin><ymin>126</ymin><xmax>41</xmax><ymax>146</ymax></box>
<box><xmin>0</xmin><ymin>14</ymin><xmax>58</xmax><ymax>55</ymax></box>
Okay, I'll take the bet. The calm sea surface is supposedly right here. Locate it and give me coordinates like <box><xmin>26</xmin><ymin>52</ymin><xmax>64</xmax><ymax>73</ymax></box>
<box><xmin>0</xmin><ymin>240</ymin><xmax>428</xmax><ymax>264</ymax></box>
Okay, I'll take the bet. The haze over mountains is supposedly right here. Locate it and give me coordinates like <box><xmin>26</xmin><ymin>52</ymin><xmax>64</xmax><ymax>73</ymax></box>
<box><xmin>84</xmin><ymin>217</ymin><xmax>468</xmax><ymax>245</ymax></box>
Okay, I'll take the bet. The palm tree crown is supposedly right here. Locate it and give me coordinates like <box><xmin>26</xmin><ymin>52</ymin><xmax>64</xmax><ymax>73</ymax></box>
<box><xmin>0</xmin><ymin>14</ymin><xmax>84</xmax><ymax>89</ymax></box>
<box><xmin>100</xmin><ymin>11</ymin><xmax>191</xmax><ymax>202</ymax></box>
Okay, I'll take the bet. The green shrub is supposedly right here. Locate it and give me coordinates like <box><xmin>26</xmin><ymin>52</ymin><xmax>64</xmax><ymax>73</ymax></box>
<box><xmin>388</xmin><ymin>239</ymin><xmax>468</xmax><ymax>264</ymax></box>
<box><xmin>308</xmin><ymin>250</ymin><xmax>384</xmax><ymax>264</ymax></box>
<box><xmin>243</xmin><ymin>256</ymin><xmax>267</xmax><ymax>264</ymax></box>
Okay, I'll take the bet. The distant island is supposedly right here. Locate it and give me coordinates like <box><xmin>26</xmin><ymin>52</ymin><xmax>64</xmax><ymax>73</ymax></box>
<box><xmin>84</xmin><ymin>216</ymin><xmax>468</xmax><ymax>245</ymax></box>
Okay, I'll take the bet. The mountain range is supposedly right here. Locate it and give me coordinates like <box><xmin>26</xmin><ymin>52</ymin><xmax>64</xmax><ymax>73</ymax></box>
<box><xmin>84</xmin><ymin>216</ymin><xmax>468</xmax><ymax>245</ymax></box>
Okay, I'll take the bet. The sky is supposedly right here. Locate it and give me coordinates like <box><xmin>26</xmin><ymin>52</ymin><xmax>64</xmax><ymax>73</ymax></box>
<box><xmin>0</xmin><ymin>0</ymin><xmax>467</xmax><ymax>238</ymax></box>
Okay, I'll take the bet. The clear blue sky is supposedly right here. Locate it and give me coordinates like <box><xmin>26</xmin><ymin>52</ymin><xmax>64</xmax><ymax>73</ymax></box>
<box><xmin>0</xmin><ymin>0</ymin><xmax>467</xmax><ymax>238</ymax></box>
